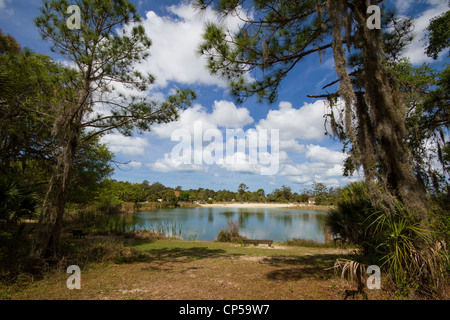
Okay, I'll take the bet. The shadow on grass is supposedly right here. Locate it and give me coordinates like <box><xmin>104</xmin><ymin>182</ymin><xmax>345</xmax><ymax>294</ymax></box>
<box><xmin>115</xmin><ymin>246</ymin><xmax>243</xmax><ymax>265</ymax></box>
<box><xmin>261</xmin><ymin>253</ymin><xmax>355</xmax><ymax>282</ymax></box>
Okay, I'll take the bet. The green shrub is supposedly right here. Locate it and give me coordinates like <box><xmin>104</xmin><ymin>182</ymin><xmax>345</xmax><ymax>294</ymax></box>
<box><xmin>325</xmin><ymin>181</ymin><xmax>381</xmax><ymax>255</ymax></box>
<box><xmin>96</xmin><ymin>194</ymin><xmax>122</xmax><ymax>215</ymax></box>
<box><xmin>0</xmin><ymin>176</ymin><xmax>39</xmax><ymax>226</ymax></box>
<box><xmin>216</xmin><ymin>220</ymin><xmax>246</xmax><ymax>242</ymax></box>
<box><xmin>326</xmin><ymin>181</ymin><xmax>448</xmax><ymax>298</ymax></box>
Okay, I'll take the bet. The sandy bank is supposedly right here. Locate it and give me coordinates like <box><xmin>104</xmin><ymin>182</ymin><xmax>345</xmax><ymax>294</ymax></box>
<box><xmin>198</xmin><ymin>202</ymin><xmax>333</xmax><ymax>211</ymax></box>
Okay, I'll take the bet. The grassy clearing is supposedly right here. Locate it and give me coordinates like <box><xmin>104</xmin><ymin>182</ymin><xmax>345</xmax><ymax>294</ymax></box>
<box><xmin>1</xmin><ymin>233</ymin><xmax>395</xmax><ymax>300</ymax></box>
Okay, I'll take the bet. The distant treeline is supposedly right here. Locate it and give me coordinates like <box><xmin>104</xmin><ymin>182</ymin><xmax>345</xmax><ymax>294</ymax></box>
<box><xmin>97</xmin><ymin>179</ymin><xmax>342</xmax><ymax>207</ymax></box>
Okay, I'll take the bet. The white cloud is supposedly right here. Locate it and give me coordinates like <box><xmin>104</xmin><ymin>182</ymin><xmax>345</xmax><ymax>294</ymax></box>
<box><xmin>216</xmin><ymin>150</ymin><xmax>286</xmax><ymax>175</ymax></box>
<box><xmin>0</xmin><ymin>0</ymin><xmax>9</xmax><ymax>10</ymax></box>
<box><xmin>288</xmin><ymin>176</ymin><xmax>312</xmax><ymax>184</ymax></box>
<box><xmin>208</xmin><ymin>100</ymin><xmax>254</xmax><ymax>128</ymax></box>
<box><xmin>396</xmin><ymin>0</ymin><xmax>412</xmax><ymax>14</ymax></box>
<box><xmin>256</xmin><ymin>100</ymin><xmax>327</xmax><ymax>150</ymax></box>
<box><xmin>152</xmin><ymin>104</ymin><xmax>211</xmax><ymax>139</ymax></box>
<box><xmin>0</xmin><ymin>0</ymin><xmax>13</xmax><ymax>15</ymax></box>
<box><xmin>305</xmin><ymin>144</ymin><xmax>346</xmax><ymax>164</ymax></box>
<box><xmin>148</xmin><ymin>152</ymin><xmax>206</xmax><ymax>173</ymax></box>
<box><xmin>325</xmin><ymin>164</ymin><xmax>344</xmax><ymax>177</ymax></box>
<box><xmin>120</xmin><ymin>160</ymin><xmax>142</xmax><ymax>170</ymax></box>
<box><xmin>279</xmin><ymin>140</ymin><xmax>305</xmax><ymax>153</ymax></box>
<box><xmin>100</xmin><ymin>134</ymin><xmax>149</xmax><ymax>156</ymax></box>
<box><xmin>133</xmin><ymin>3</ymin><xmax>244</xmax><ymax>88</ymax></box>
<box><xmin>278</xmin><ymin>144</ymin><xmax>348</xmax><ymax>186</ymax></box>
<box><xmin>152</xmin><ymin>100</ymin><xmax>253</xmax><ymax>139</ymax></box>
<box><xmin>399</xmin><ymin>0</ymin><xmax>449</xmax><ymax>64</ymax></box>
<box><xmin>146</xmin><ymin>95</ymin><xmax>352</xmax><ymax>184</ymax></box>
<box><xmin>216</xmin><ymin>152</ymin><xmax>259</xmax><ymax>174</ymax></box>
<box><xmin>314</xmin><ymin>178</ymin><xmax>340</xmax><ymax>187</ymax></box>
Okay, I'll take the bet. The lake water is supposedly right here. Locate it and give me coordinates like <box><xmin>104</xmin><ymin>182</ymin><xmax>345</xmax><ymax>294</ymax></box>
<box><xmin>128</xmin><ymin>207</ymin><xmax>329</xmax><ymax>243</ymax></box>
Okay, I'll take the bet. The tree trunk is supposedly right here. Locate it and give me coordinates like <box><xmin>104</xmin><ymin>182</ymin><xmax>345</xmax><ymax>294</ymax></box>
<box><xmin>30</xmin><ymin>87</ymin><xmax>87</xmax><ymax>260</ymax></box>
<box><xmin>352</xmin><ymin>1</ymin><xmax>429</xmax><ymax>223</ymax></box>
<box><xmin>30</xmin><ymin>132</ymin><xmax>78</xmax><ymax>260</ymax></box>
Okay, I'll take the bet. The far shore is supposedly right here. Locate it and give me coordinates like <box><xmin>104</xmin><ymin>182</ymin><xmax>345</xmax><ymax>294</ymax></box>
<box><xmin>198</xmin><ymin>202</ymin><xmax>334</xmax><ymax>211</ymax></box>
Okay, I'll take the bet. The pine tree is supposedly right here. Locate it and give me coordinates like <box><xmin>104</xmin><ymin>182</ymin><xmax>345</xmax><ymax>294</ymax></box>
<box><xmin>194</xmin><ymin>0</ymin><xmax>446</xmax><ymax>297</ymax></box>
<box><xmin>195</xmin><ymin>0</ymin><xmax>428</xmax><ymax>223</ymax></box>
<box><xmin>31</xmin><ymin>0</ymin><xmax>195</xmax><ymax>259</ymax></box>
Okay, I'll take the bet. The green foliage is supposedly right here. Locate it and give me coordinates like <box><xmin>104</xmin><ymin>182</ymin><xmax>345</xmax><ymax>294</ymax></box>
<box><xmin>0</xmin><ymin>29</ymin><xmax>21</xmax><ymax>54</ymax></box>
<box><xmin>26</xmin><ymin>0</ymin><xmax>196</xmax><ymax>259</ymax></box>
<box><xmin>67</xmin><ymin>137</ymin><xmax>115</xmax><ymax>204</ymax></box>
<box><xmin>196</xmin><ymin>0</ymin><xmax>330</xmax><ymax>103</ymax></box>
<box><xmin>96</xmin><ymin>194</ymin><xmax>123</xmax><ymax>215</ymax></box>
<box><xmin>0</xmin><ymin>177</ymin><xmax>39</xmax><ymax>226</ymax></box>
<box><xmin>373</xmin><ymin>205</ymin><xmax>448</xmax><ymax>298</ymax></box>
<box><xmin>0</xmin><ymin>47</ymin><xmax>65</xmax><ymax>174</ymax></box>
<box><xmin>326</xmin><ymin>181</ymin><xmax>449</xmax><ymax>298</ymax></box>
<box><xmin>312</xmin><ymin>182</ymin><xmax>328</xmax><ymax>205</ymax></box>
<box><xmin>325</xmin><ymin>181</ymin><xmax>380</xmax><ymax>254</ymax></box>
<box><xmin>388</xmin><ymin>58</ymin><xmax>449</xmax><ymax>194</ymax></box>
<box><xmin>34</xmin><ymin>0</ymin><xmax>197</xmax><ymax>140</ymax></box>
<box><xmin>425</xmin><ymin>8</ymin><xmax>450</xmax><ymax>60</ymax></box>
<box><xmin>237</xmin><ymin>183</ymin><xmax>248</xmax><ymax>195</ymax></box>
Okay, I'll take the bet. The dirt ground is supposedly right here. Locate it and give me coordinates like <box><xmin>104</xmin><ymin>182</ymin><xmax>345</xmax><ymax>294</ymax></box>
<box><xmin>6</xmin><ymin>240</ymin><xmax>392</xmax><ymax>300</ymax></box>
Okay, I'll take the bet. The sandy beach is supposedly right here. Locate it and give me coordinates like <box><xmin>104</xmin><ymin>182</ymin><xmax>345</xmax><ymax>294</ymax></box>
<box><xmin>198</xmin><ymin>202</ymin><xmax>333</xmax><ymax>210</ymax></box>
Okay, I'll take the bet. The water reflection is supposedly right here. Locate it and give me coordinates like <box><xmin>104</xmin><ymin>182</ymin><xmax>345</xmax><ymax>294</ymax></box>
<box><xmin>119</xmin><ymin>207</ymin><xmax>328</xmax><ymax>243</ymax></box>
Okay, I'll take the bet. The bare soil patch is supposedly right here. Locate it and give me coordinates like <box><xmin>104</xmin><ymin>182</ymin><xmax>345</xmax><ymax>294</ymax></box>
<box><xmin>5</xmin><ymin>239</ymin><xmax>393</xmax><ymax>300</ymax></box>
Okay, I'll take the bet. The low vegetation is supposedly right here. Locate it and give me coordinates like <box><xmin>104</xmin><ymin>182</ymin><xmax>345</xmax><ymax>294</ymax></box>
<box><xmin>0</xmin><ymin>234</ymin><xmax>388</xmax><ymax>300</ymax></box>
<box><xmin>0</xmin><ymin>0</ymin><xmax>448</xmax><ymax>301</ymax></box>
<box><xmin>325</xmin><ymin>181</ymin><xmax>449</xmax><ymax>299</ymax></box>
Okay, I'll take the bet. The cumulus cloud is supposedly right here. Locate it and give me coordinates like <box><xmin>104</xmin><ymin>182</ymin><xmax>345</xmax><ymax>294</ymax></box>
<box><xmin>215</xmin><ymin>150</ymin><xmax>287</xmax><ymax>175</ymax></box>
<box><xmin>147</xmin><ymin>97</ymin><xmax>349</xmax><ymax>180</ymax></box>
<box><xmin>100</xmin><ymin>134</ymin><xmax>149</xmax><ymax>156</ymax></box>
<box><xmin>398</xmin><ymin>0</ymin><xmax>448</xmax><ymax>64</ymax></box>
<box><xmin>133</xmin><ymin>3</ymin><xmax>244</xmax><ymax>88</ymax></box>
<box><xmin>278</xmin><ymin>145</ymin><xmax>348</xmax><ymax>186</ymax></box>
<box><xmin>396</xmin><ymin>0</ymin><xmax>413</xmax><ymax>14</ymax></box>
<box><xmin>0</xmin><ymin>0</ymin><xmax>10</xmax><ymax>10</ymax></box>
<box><xmin>305</xmin><ymin>144</ymin><xmax>346</xmax><ymax>164</ymax></box>
<box><xmin>117</xmin><ymin>160</ymin><xmax>143</xmax><ymax>170</ymax></box>
<box><xmin>147</xmin><ymin>152</ymin><xmax>206</xmax><ymax>173</ymax></box>
<box><xmin>256</xmin><ymin>100</ymin><xmax>327</xmax><ymax>151</ymax></box>
<box><xmin>152</xmin><ymin>100</ymin><xmax>253</xmax><ymax>139</ymax></box>
<box><xmin>208</xmin><ymin>100</ymin><xmax>254</xmax><ymax>128</ymax></box>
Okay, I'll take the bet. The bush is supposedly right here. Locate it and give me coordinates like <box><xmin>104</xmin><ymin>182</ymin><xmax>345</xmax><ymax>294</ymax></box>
<box><xmin>325</xmin><ymin>181</ymin><xmax>449</xmax><ymax>298</ymax></box>
<box><xmin>96</xmin><ymin>194</ymin><xmax>122</xmax><ymax>215</ymax></box>
<box><xmin>0</xmin><ymin>176</ymin><xmax>39</xmax><ymax>226</ymax></box>
<box><xmin>216</xmin><ymin>220</ymin><xmax>246</xmax><ymax>242</ymax></box>
<box><xmin>325</xmin><ymin>181</ymin><xmax>380</xmax><ymax>255</ymax></box>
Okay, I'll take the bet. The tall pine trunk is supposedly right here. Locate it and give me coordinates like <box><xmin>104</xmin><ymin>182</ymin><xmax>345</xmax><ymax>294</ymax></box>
<box><xmin>31</xmin><ymin>130</ymin><xmax>79</xmax><ymax>260</ymax></box>
<box><xmin>355</xmin><ymin>1</ymin><xmax>428</xmax><ymax>224</ymax></box>
<box><xmin>30</xmin><ymin>89</ymin><xmax>86</xmax><ymax>260</ymax></box>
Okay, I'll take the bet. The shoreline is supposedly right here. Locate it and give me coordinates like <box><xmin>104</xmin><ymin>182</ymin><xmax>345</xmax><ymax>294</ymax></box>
<box><xmin>197</xmin><ymin>202</ymin><xmax>334</xmax><ymax>211</ymax></box>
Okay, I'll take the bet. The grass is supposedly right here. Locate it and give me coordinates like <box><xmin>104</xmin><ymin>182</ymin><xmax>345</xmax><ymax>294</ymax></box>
<box><xmin>1</xmin><ymin>231</ymin><xmax>398</xmax><ymax>300</ymax></box>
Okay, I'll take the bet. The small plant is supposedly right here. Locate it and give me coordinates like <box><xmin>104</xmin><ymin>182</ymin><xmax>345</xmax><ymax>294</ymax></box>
<box><xmin>216</xmin><ymin>220</ymin><xmax>246</xmax><ymax>242</ymax></box>
<box><xmin>333</xmin><ymin>258</ymin><xmax>369</xmax><ymax>300</ymax></box>
<box><xmin>373</xmin><ymin>207</ymin><xmax>448</xmax><ymax>299</ymax></box>
<box><xmin>187</xmin><ymin>230</ymin><xmax>198</xmax><ymax>241</ymax></box>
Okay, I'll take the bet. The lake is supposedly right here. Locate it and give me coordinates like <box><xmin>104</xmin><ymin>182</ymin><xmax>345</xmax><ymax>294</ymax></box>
<box><xmin>127</xmin><ymin>207</ymin><xmax>329</xmax><ymax>243</ymax></box>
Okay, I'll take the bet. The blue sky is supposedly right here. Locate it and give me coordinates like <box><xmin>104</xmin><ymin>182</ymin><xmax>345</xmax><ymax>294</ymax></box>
<box><xmin>0</xmin><ymin>0</ymin><xmax>448</xmax><ymax>194</ymax></box>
